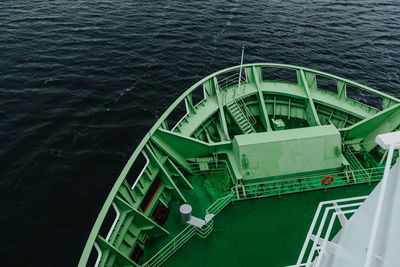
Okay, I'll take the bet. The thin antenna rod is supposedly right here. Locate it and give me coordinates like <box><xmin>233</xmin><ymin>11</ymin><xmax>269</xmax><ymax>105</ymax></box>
<box><xmin>237</xmin><ymin>47</ymin><xmax>245</xmax><ymax>97</ymax></box>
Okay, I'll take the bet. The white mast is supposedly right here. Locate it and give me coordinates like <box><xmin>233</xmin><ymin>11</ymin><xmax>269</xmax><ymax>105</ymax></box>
<box><xmin>236</xmin><ymin>47</ymin><xmax>245</xmax><ymax>97</ymax></box>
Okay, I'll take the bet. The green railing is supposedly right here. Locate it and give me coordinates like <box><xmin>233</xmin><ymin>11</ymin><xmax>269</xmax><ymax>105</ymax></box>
<box><xmin>217</xmin><ymin>70</ymin><xmax>246</xmax><ymax>91</ymax></box>
<box><xmin>141</xmin><ymin>193</ymin><xmax>233</xmax><ymax>267</ymax></box>
<box><xmin>78</xmin><ymin>63</ymin><xmax>399</xmax><ymax>267</ymax></box>
<box><xmin>183</xmin><ymin>160</ymin><xmax>230</xmax><ymax>177</ymax></box>
<box><xmin>232</xmin><ymin>167</ymin><xmax>384</xmax><ymax>201</ymax></box>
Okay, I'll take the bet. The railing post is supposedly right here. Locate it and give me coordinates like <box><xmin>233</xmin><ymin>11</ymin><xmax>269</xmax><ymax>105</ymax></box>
<box><xmin>364</xmin><ymin>143</ymin><xmax>395</xmax><ymax>267</ymax></box>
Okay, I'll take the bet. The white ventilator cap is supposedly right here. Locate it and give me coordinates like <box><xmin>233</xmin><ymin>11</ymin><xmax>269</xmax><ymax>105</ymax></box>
<box><xmin>180</xmin><ymin>204</ymin><xmax>192</xmax><ymax>223</ymax></box>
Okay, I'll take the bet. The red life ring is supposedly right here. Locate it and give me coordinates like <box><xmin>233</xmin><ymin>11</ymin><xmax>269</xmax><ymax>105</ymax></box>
<box><xmin>322</xmin><ymin>175</ymin><xmax>334</xmax><ymax>185</ymax></box>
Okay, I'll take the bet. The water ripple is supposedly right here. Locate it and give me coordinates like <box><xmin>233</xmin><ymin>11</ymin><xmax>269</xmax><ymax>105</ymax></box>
<box><xmin>1</xmin><ymin>0</ymin><xmax>400</xmax><ymax>266</ymax></box>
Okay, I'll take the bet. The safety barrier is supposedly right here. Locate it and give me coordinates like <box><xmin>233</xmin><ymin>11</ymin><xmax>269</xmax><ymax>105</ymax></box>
<box><xmin>142</xmin><ymin>193</ymin><xmax>233</xmax><ymax>267</ymax></box>
<box><xmin>293</xmin><ymin>196</ymin><xmax>367</xmax><ymax>267</ymax></box>
<box><xmin>233</xmin><ymin>167</ymin><xmax>384</xmax><ymax>201</ymax></box>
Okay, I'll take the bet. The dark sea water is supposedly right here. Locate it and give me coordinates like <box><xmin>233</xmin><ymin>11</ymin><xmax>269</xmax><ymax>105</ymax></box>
<box><xmin>1</xmin><ymin>1</ymin><xmax>400</xmax><ymax>266</ymax></box>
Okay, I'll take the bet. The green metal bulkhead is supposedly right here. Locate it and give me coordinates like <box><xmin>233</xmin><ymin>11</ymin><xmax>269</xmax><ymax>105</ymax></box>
<box><xmin>232</xmin><ymin>125</ymin><xmax>343</xmax><ymax>182</ymax></box>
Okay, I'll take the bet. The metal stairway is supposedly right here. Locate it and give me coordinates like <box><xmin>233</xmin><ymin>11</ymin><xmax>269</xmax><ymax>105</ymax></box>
<box><xmin>226</xmin><ymin>100</ymin><xmax>256</xmax><ymax>134</ymax></box>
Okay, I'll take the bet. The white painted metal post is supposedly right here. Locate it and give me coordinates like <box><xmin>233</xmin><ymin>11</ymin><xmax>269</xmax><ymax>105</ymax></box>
<box><xmin>364</xmin><ymin>144</ymin><xmax>395</xmax><ymax>267</ymax></box>
<box><xmin>236</xmin><ymin>47</ymin><xmax>245</xmax><ymax>97</ymax></box>
<box><xmin>296</xmin><ymin>196</ymin><xmax>367</xmax><ymax>266</ymax></box>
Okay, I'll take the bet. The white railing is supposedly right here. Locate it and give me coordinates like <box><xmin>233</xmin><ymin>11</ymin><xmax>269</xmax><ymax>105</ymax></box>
<box><xmin>217</xmin><ymin>71</ymin><xmax>246</xmax><ymax>91</ymax></box>
<box><xmin>142</xmin><ymin>193</ymin><xmax>234</xmax><ymax>267</ymax></box>
<box><xmin>206</xmin><ymin>193</ymin><xmax>234</xmax><ymax>216</ymax></box>
<box><xmin>142</xmin><ymin>224</ymin><xmax>197</xmax><ymax>267</ymax></box>
<box><xmin>293</xmin><ymin>196</ymin><xmax>367</xmax><ymax>267</ymax></box>
<box><xmin>196</xmin><ymin>220</ymin><xmax>214</xmax><ymax>239</ymax></box>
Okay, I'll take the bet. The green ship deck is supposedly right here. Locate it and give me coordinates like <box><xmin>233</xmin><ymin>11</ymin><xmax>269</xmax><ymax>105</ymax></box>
<box><xmin>166</xmin><ymin>184</ymin><xmax>375</xmax><ymax>267</ymax></box>
<box><xmin>78</xmin><ymin>63</ymin><xmax>400</xmax><ymax>267</ymax></box>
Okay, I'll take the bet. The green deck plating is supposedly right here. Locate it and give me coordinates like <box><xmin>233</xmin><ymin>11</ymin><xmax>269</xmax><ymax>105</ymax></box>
<box><xmin>79</xmin><ymin>63</ymin><xmax>400</xmax><ymax>267</ymax></box>
<box><xmin>165</xmin><ymin>184</ymin><xmax>376</xmax><ymax>267</ymax></box>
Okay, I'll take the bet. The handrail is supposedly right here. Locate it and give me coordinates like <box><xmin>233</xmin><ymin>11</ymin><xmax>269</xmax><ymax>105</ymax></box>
<box><xmin>245</xmin><ymin>166</ymin><xmax>383</xmax><ymax>184</ymax></box>
<box><xmin>206</xmin><ymin>193</ymin><xmax>234</xmax><ymax>216</ymax></box>
<box><xmin>142</xmin><ymin>225</ymin><xmax>197</xmax><ymax>267</ymax></box>
<box><xmin>294</xmin><ymin>196</ymin><xmax>368</xmax><ymax>267</ymax></box>
<box><xmin>142</xmin><ymin>193</ymin><xmax>234</xmax><ymax>267</ymax></box>
<box><xmin>182</xmin><ymin>160</ymin><xmax>230</xmax><ymax>176</ymax></box>
<box><xmin>218</xmin><ymin>72</ymin><xmax>242</xmax><ymax>90</ymax></box>
<box><xmin>236</xmin><ymin>98</ymin><xmax>256</xmax><ymax>125</ymax></box>
<box><xmin>233</xmin><ymin>166</ymin><xmax>384</xmax><ymax>201</ymax></box>
<box><xmin>78</xmin><ymin>63</ymin><xmax>399</xmax><ymax>266</ymax></box>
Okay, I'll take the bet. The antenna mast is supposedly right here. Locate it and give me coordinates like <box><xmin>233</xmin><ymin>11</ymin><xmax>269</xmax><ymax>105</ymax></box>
<box><xmin>237</xmin><ymin>47</ymin><xmax>245</xmax><ymax>97</ymax></box>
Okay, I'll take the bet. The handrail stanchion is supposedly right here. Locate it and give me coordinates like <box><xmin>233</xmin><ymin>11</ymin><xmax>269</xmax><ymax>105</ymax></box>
<box><xmin>364</xmin><ymin>144</ymin><xmax>395</xmax><ymax>267</ymax></box>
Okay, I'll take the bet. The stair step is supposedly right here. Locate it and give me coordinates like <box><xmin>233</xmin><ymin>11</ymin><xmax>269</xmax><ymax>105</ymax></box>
<box><xmin>232</xmin><ymin>113</ymin><xmax>241</xmax><ymax>118</ymax></box>
<box><xmin>228</xmin><ymin>100</ymin><xmax>256</xmax><ymax>134</ymax></box>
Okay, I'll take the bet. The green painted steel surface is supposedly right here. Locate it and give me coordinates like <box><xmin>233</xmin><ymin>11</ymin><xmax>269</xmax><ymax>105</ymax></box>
<box><xmin>233</xmin><ymin>125</ymin><xmax>342</xmax><ymax>181</ymax></box>
<box><xmin>165</xmin><ymin>184</ymin><xmax>376</xmax><ymax>267</ymax></box>
<box><xmin>78</xmin><ymin>63</ymin><xmax>400</xmax><ymax>267</ymax></box>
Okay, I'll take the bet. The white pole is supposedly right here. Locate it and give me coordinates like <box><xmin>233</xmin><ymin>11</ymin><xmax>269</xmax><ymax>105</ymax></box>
<box><xmin>364</xmin><ymin>144</ymin><xmax>395</xmax><ymax>266</ymax></box>
<box><xmin>237</xmin><ymin>47</ymin><xmax>245</xmax><ymax>97</ymax></box>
